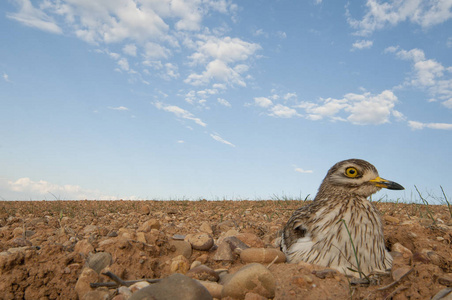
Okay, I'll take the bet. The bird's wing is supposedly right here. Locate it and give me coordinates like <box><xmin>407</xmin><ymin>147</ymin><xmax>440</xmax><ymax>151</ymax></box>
<box><xmin>281</xmin><ymin>204</ymin><xmax>313</xmax><ymax>252</ymax></box>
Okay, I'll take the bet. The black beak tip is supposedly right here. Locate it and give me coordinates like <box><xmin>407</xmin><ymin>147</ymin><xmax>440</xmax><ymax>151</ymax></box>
<box><xmin>387</xmin><ymin>182</ymin><xmax>405</xmax><ymax>190</ymax></box>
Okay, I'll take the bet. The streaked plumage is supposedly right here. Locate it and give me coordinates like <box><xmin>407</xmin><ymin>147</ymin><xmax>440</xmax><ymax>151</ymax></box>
<box><xmin>280</xmin><ymin>159</ymin><xmax>404</xmax><ymax>276</ymax></box>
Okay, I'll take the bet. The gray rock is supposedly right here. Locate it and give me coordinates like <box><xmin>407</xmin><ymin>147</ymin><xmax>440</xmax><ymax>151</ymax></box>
<box><xmin>212</xmin><ymin>241</ymin><xmax>234</xmax><ymax>261</ymax></box>
<box><xmin>130</xmin><ymin>273</ymin><xmax>212</xmax><ymax>300</ymax></box>
<box><xmin>223</xmin><ymin>236</ymin><xmax>249</xmax><ymax>252</ymax></box>
<box><xmin>222</xmin><ymin>263</ymin><xmax>276</xmax><ymax>299</ymax></box>
<box><xmin>87</xmin><ymin>252</ymin><xmax>112</xmax><ymax>273</ymax></box>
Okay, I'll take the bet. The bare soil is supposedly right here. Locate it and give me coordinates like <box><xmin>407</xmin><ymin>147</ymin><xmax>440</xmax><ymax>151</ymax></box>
<box><xmin>0</xmin><ymin>200</ymin><xmax>451</xmax><ymax>299</ymax></box>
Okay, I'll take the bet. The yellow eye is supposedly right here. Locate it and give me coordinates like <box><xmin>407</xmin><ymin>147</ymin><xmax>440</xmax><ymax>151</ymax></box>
<box><xmin>345</xmin><ymin>167</ymin><xmax>359</xmax><ymax>178</ymax></box>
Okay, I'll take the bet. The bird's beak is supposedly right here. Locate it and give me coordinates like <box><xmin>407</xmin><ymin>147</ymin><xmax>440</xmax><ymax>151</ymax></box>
<box><xmin>369</xmin><ymin>176</ymin><xmax>404</xmax><ymax>190</ymax></box>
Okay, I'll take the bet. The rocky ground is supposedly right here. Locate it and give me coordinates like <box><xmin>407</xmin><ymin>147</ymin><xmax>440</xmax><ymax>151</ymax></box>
<box><xmin>0</xmin><ymin>200</ymin><xmax>451</xmax><ymax>300</ymax></box>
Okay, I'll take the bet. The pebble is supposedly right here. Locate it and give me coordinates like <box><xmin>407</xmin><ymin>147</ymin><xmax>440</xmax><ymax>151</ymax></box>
<box><xmin>87</xmin><ymin>252</ymin><xmax>112</xmax><ymax>274</ymax></box>
<box><xmin>431</xmin><ymin>288</ymin><xmax>452</xmax><ymax>300</ymax></box>
<box><xmin>117</xmin><ymin>286</ymin><xmax>133</xmax><ymax>298</ymax></box>
<box><xmin>217</xmin><ymin>220</ymin><xmax>236</xmax><ymax>232</ymax></box>
<box><xmin>169</xmin><ymin>240</ymin><xmax>192</xmax><ymax>259</ymax></box>
<box><xmin>384</xmin><ymin>215</ymin><xmax>400</xmax><ymax>225</ymax></box>
<box><xmin>74</xmin><ymin>239</ymin><xmax>94</xmax><ymax>256</ymax></box>
<box><xmin>191</xmin><ymin>260</ymin><xmax>202</xmax><ymax>269</ymax></box>
<box><xmin>222</xmin><ymin>263</ymin><xmax>276</xmax><ymax>299</ymax></box>
<box><xmin>172</xmin><ymin>234</ymin><xmax>186</xmax><ymax>240</ymax></box>
<box><xmin>391</xmin><ymin>266</ymin><xmax>412</xmax><ymax>281</ymax></box>
<box><xmin>223</xmin><ymin>236</ymin><xmax>249</xmax><ymax>252</ymax></box>
<box><xmin>236</xmin><ymin>233</ymin><xmax>265</xmax><ymax>248</ymax></box>
<box><xmin>170</xmin><ymin>255</ymin><xmax>190</xmax><ymax>274</ymax></box>
<box><xmin>130</xmin><ymin>273</ymin><xmax>212</xmax><ymax>300</ymax></box>
<box><xmin>129</xmin><ymin>281</ymin><xmax>150</xmax><ymax>292</ymax></box>
<box><xmin>185</xmin><ymin>233</ymin><xmax>214</xmax><ymax>251</ymax></box>
<box><xmin>141</xmin><ymin>205</ymin><xmax>151</xmax><ymax>215</ymax></box>
<box><xmin>83</xmin><ymin>225</ymin><xmax>98</xmax><ymax>235</ymax></box>
<box><xmin>75</xmin><ymin>267</ymin><xmax>99</xmax><ymax>300</ymax></box>
<box><xmin>213</xmin><ymin>241</ymin><xmax>234</xmax><ymax>261</ymax></box>
<box><xmin>200</xmin><ymin>222</ymin><xmax>213</xmax><ymax>234</ymax></box>
<box><xmin>138</xmin><ymin>219</ymin><xmax>160</xmax><ymax>232</ymax></box>
<box><xmin>392</xmin><ymin>243</ymin><xmax>413</xmax><ymax>261</ymax></box>
<box><xmin>240</xmin><ymin>248</ymin><xmax>286</xmax><ymax>264</ymax></box>
<box><xmin>186</xmin><ymin>265</ymin><xmax>219</xmax><ymax>282</ymax></box>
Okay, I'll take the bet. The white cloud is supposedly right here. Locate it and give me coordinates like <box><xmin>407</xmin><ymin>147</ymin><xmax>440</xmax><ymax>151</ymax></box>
<box><xmin>352</xmin><ymin>39</ymin><xmax>373</xmax><ymax>50</ymax></box>
<box><xmin>347</xmin><ymin>0</ymin><xmax>452</xmax><ymax>36</ymax></box>
<box><xmin>3</xmin><ymin>73</ymin><xmax>11</xmax><ymax>82</ymax></box>
<box><xmin>269</xmin><ymin>104</ymin><xmax>301</xmax><ymax>118</ymax></box>
<box><xmin>185</xmin><ymin>36</ymin><xmax>261</xmax><ymax>87</ymax></box>
<box><xmin>154</xmin><ymin>102</ymin><xmax>207</xmax><ymax>127</ymax></box>
<box><xmin>217</xmin><ymin>98</ymin><xmax>231</xmax><ymax>107</ymax></box>
<box><xmin>387</xmin><ymin>46</ymin><xmax>452</xmax><ymax>108</ymax></box>
<box><xmin>210</xmin><ymin>133</ymin><xmax>235</xmax><ymax>147</ymax></box>
<box><xmin>297</xmin><ymin>90</ymin><xmax>399</xmax><ymax>125</ymax></box>
<box><xmin>123</xmin><ymin>44</ymin><xmax>137</xmax><ymax>56</ymax></box>
<box><xmin>295</xmin><ymin>167</ymin><xmax>313</xmax><ymax>174</ymax></box>
<box><xmin>6</xmin><ymin>177</ymin><xmax>127</xmax><ymax>200</ymax></box>
<box><xmin>7</xmin><ymin>0</ymin><xmax>63</xmax><ymax>34</ymax></box>
<box><xmin>109</xmin><ymin>106</ymin><xmax>129</xmax><ymax>111</ymax></box>
<box><xmin>408</xmin><ymin>121</ymin><xmax>452</xmax><ymax>130</ymax></box>
<box><xmin>254</xmin><ymin>97</ymin><xmax>273</xmax><ymax>108</ymax></box>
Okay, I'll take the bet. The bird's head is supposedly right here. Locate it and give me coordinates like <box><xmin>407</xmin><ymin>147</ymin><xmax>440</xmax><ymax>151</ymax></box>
<box><xmin>318</xmin><ymin>159</ymin><xmax>404</xmax><ymax>197</ymax></box>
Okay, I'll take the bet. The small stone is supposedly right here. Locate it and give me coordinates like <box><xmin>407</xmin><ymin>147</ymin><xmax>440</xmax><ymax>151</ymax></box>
<box><xmin>170</xmin><ymin>255</ymin><xmax>190</xmax><ymax>274</ymax></box>
<box><xmin>236</xmin><ymin>233</ymin><xmax>265</xmax><ymax>248</ymax></box>
<box><xmin>169</xmin><ymin>240</ymin><xmax>192</xmax><ymax>259</ymax></box>
<box><xmin>384</xmin><ymin>215</ymin><xmax>400</xmax><ymax>225</ymax></box>
<box><xmin>12</xmin><ymin>227</ymin><xmax>24</xmax><ymax>237</ymax></box>
<box><xmin>240</xmin><ymin>248</ymin><xmax>286</xmax><ymax>264</ymax></box>
<box><xmin>186</xmin><ymin>233</ymin><xmax>214</xmax><ymax>251</ymax></box>
<box><xmin>391</xmin><ymin>267</ymin><xmax>412</xmax><ymax>281</ymax></box>
<box><xmin>107</xmin><ymin>231</ymin><xmax>118</xmax><ymax>237</ymax></box>
<box><xmin>136</xmin><ymin>232</ymin><xmax>147</xmax><ymax>244</ymax></box>
<box><xmin>129</xmin><ymin>281</ymin><xmax>150</xmax><ymax>292</ymax></box>
<box><xmin>437</xmin><ymin>236</ymin><xmax>445</xmax><ymax>241</ymax></box>
<box><xmin>196</xmin><ymin>254</ymin><xmax>209</xmax><ymax>264</ymax></box>
<box><xmin>217</xmin><ymin>220</ymin><xmax>236</xmax><ymax>232</ymax></box>
<box><xmin>223</xmin><ymin>236</ymin><xmax>250</xmax><ymax>252</ymax></box>
<box><xmin>74</xmin><ymin>239</ymin><xmax>94</xmax><ymax>256</ymax></box>
<box><xmin>292</xmin><ymin>275</ymin><xmax>314</xmax><ymax>287</ymax></box>
<box><xmin>172</xmin><ymin>234</ymin><xmax>186</xmax><ymax>240</ymax></box>
<box><xmin>75</xmin><ymin>267</ymin><xmax>99</xmax><ymax>300</ymax></box>
<box><xmin>186</xmin><ymin>265</ymin><xmax>219</xmax><ymax>282</ymax></box>
<box><xmin>141</xmin><ymin>205</ymin><xmax>151</xmax><ymax>215</ymax></box>
<box><xmin>213</xmin><ymin>242</ymin><xmax>234</xmax><ymax>261</ymax></box>
<box><xmin>222</xmin><ymin>263</ymin><xmax>276</xmax><ymax>299</ymax></box>
<box><xmin>130</xmin><ymin>273</ymin><xmax>212</xmax><ymax>300</ymax></box>
<box><xmin>392</xmin><ymin>243</ymin><xmax>412</xmax><ymax>259</ymax></box>
<box><xmin>83</xmin><ymin>225</ymin><xmax>98</xmax><ymax>235</ymax></box>
<box><xmin>191</xmin><ymin>260</ymin><xmax>202</xmax><ymax>269</ymax></box>
<box><xmin>87</xmin><ymin>252</ymin><xmax>112</xmax><ymax>274</ymax></box>
<box><xmin>117</xmin><ymin>286</ymin><xmax>132</xmax><ymax>297</ymax></box>
<box><xmin>139</xmin><ymin>219</ymin><xmax>160</xmax><ymax>232</ymax></box>
<box><xmin>421</xmin><ymin>249</ymin><xmax>444</xmax><ymax>267</ymax></box>
<box><xmin>200</xmin><ymin>222</ymin><xmax>213</xmax><ymax>234</ymax></box>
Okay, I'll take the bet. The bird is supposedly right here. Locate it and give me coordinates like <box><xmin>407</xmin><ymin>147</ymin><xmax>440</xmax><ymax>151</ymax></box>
<box><xmin>280</xmin><ymin>159</ymin><xmax>404</xmax><ymax>276</ymax></box>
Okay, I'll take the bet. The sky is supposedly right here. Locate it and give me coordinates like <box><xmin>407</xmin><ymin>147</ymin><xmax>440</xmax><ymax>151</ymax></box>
<box><xmin>0</xmin><ymin>0</ymin><xmax>451</xmax><ymax>201</ymax></box>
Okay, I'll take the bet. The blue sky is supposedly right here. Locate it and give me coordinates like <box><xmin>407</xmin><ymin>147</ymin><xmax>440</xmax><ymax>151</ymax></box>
<box><xmin>0</xmin><ymin>0</ymin><xmax>451</xmax><ymax>201</ymax></box>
